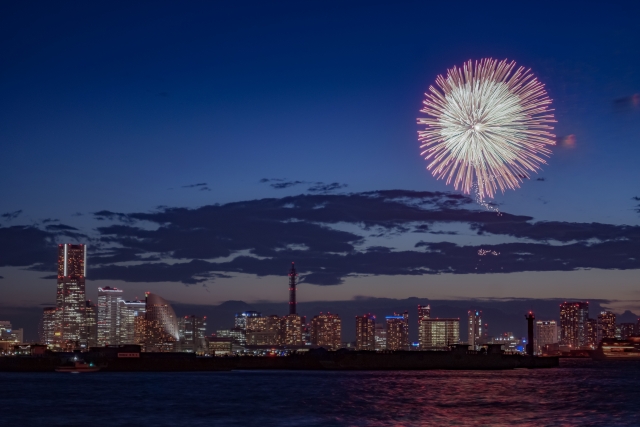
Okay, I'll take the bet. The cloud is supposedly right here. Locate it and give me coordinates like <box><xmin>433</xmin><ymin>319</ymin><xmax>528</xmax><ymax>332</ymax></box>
<box><xmin>634</xmin><ymin>197</ymin><xmax>640</xmax><ymax>213</ymax></box>
<box><xmin>182</xmin><ymin>183</ymin><xmax>208</xmax><ymax>189</ymax></box>
<box><xmin>308</xmin><ymin>182</ymin><xmax>348</xmax><ymax>192</ymax></box>
<box><xmin>1</xmin><ymin>210</ymin><xmax>22</xmax><ymax>221</ymax></box>
<box><xmin>0</xmin><ymin>276</ymin><xmax>3</xmax><ymax>279</ymax></box>
<box><xmin>5</xmin><ymin>190</ymin><xmax>640</xmax><ymax>286</ymax></box>
<box><xmin>271</xmin><ymin>180</ymin><xmax>305</xmax><ymax>189</ymax></box>
<box><xmin>536</xmin><ymin>177</ymin><xmax>546</xmax><ymax>182</ymax></box>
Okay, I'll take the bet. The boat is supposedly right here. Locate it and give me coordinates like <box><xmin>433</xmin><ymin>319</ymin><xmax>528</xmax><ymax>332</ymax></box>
<box><xmin>591</xmin><ymin>337</ymin><xmax>640</xmax><ymax>360</ymax></box>
<box><xmin>55</xmin><ymin>361</ymin><xmax>101</xmax><ymax>373</ymax></box>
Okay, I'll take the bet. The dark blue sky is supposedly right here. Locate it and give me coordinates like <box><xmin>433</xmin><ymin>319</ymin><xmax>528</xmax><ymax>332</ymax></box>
<box><xmin>1</xmin><ymin>1</ymin><xmax>640</xmax><ymax>322</ymax></box>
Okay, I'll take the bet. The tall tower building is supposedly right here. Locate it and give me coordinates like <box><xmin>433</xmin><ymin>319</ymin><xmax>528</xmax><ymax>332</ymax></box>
<box><xmin>40</xmin><ymin>307</ymin><xmax>58</xmax><ymax>345</ymax></box>
<box><xmin>56</xmin><ymin>244</ymin><xmax>87</xmax><ymax>346</ymax></box>
<box><xmin>288</xmin><ymin>262</ymin><xmax>297</xmax><ymax>315</ymax></box>
<box><xmin>178</xmin><ymin>315</ymin><xmax>207</xmax><ymax>353</ymax></box>
<box><xmin>417</xmin><ymin>304</ymin><xmax>431</xmax><ymax>344</ymax></box>
<box><xmin>468</xmin><ymin>310</ymin><xmax>482</xmax><ymax>350</ymax></box>
<box><xmin>597</xmin><ymin>311</ymin><xmax>616</xmax><ymax>343</ymax></box>
<box><xmin>310</xmin><ymin>313</ymin><xmax>342</xmax><ymax>349</ymax></box>
<box><xmin>386</xmin><ymin>312</ymin><xmax>409</xmax><ymax>351</ymax></box>
<box><xmin>534</xmin><ymin>320</ymin><xmax>558</xmax><ymax>355</ymax></box>
<box><xmin>97</xmin><ymin>287</ymin><xmax>123</xmax><ymax>346</ymax></box>
<box><xmin>559</xmin><ymin>302</ymin><xmax>589</xmax><ymax>348</ymax></box>
<box><xmin>355</xmin><ymin>314</ymin><xmax>376</xmax><ymax>350</ymax></box>
<box><xmin>282</xmin><ymin>314</ymin><xmax>303</xmax><ymax>346</ymax></box>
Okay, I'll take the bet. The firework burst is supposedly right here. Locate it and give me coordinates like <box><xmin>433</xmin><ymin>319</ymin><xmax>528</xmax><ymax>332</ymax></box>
<box><xmin>417</xmin><ymin>58</ymin><xmax>556</xmax><ymax>199</ymax></box>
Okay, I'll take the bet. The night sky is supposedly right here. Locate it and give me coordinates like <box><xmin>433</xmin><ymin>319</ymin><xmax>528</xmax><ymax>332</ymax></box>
<box><xmin>1</xmin><ymin>1</ymin><xmax>640</xmax><ymax>338</ymax></box>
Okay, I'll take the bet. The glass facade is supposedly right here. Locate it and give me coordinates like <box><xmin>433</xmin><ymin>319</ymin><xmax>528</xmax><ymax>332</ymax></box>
<box><xmin>419</xmin><ymin>318</ymin><xmax>460</xmax><ymax>350</ymax></box>
<box><xmin>56</xmin><ymin>244</ymin><xmax>87</xmax><ymax>346</ymax></box>
<box><xmin>97</xmin><ymin>287</ymin><xmax>124</xmax><ymax>346</ymax></box>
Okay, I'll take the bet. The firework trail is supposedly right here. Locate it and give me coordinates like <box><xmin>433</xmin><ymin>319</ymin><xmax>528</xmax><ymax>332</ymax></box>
<box><xmin>417</xmin><ymin>58</ymin><xmax>556</xmax><ymax>200</ymax></box>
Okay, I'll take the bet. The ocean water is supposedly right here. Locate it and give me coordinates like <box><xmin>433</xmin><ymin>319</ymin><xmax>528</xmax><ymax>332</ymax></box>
<box><xmin>1</xmin><ymin>359</ymin><xmax>639</xmax><ymax>426</ymax></box>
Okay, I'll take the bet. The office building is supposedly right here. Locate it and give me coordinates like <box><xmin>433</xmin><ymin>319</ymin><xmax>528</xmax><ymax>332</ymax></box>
<box><xmin>559</xmin><ymin>302</ymin><xmax>589</xmax><ymax>348</ymax></box>
<box><xmin>619</xmin><ymin>323</ymin><xmax>636</xmax><ymax>339</ymax></box>
<box><xmin>310</xmin><ymin>313</ymin><xmax>342</xmax><ymax>349</ymax></box>
<box><xmin>419</xmin><ymin>318</ymin><xmax>460</xmax><ymax>350</ymax></box>
<box><xmin>534</xmin><ymin>320</ymin><xmax>558</xmax><ymax>355</ymax></box>
<box><xmin>97</xmin><ymin>287</ymin><xmax>123</xmax><ymax>346</ymax></box>
<box><xmin>417</xmin><ymin>305</ymin><xmax>430</xmax><ymax>346</ymax></box>
<box><xmin>468</xmin><ymin>310</ymin><xmax>482</xmax><ymax>350</ymax></box>
<box><xmin>355</xmin><ymin>314</ymin><xmax>376</xmax><ymax>350</ymax></box>
<box><xmin>56</xmin><ymin>244</ymin><xmax>87</xmax><ymax>345</ymax></box>
<box><xmin>0</xmin><ymin>322</ymin><xmax>23</xmax><ymax>344</ymax></box>
<box><xmin>178</xmin><ymin>315</ymin><xmax>207</xmax><ymax>353</ymax></box>
<box><xmin>144</xmin><ymin>292</ymin><xmax>180</xmax><ymax>351</ymax></box>
<box><xmin>40</xmin><ymin>307</ymin><xmax>58</xmax><ymax>345</ymax></box>
<box><xmin>374</xmin><ymin>323</ymin><xmax>386</xmax><ymax>350</ymax></box>
<box><xmin>119</xmin><ymin>299</ymin><xmax>146</xmax><ymax>344</ymax></box>
<box><xmin>235</xmin><ymin>311</ymin><xmax>261</xmax><ymax>331</ymax></box>
<box><xmin>208</xmin><ymin>337</ymin><xmax>233</xmax><ymax>356</ymax></box>
<box><xmin>84</xmin><ymin>301</ymin><xmax>98</xmax><ymax>347</ymax></box>
<box><xmin>597</xmin><ymin>311</ymin><xmax>616</xmax><ymax>343</ymax></box>
<box><xmin>386</xmin><ymin>312</ymin><xmax>409</xmax><ymax>351</ymax></box>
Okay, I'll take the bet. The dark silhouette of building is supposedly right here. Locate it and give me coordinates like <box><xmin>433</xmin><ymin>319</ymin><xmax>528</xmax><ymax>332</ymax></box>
<box><xmin>288</xmin><ymin>262</ymin><xmax>297</xmax><ymax>315</ymax></box>
<box><xmin>525</xmin><ymin>312</ymin><xmax>535</xmax><ymax>356</ymax></box>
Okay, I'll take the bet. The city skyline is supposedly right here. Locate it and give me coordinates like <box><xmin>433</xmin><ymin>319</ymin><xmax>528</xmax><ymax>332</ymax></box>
<box><xmin>1</xmin><ymin>1</ymin><xmax>640</xmax><ymax>343</ymax></box>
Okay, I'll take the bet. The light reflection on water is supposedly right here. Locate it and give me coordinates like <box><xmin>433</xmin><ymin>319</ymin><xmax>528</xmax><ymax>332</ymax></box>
<box><xmin>1</xmin><ymin>359</ymin><xmax>639</xmax><ymax>426</ymax></box>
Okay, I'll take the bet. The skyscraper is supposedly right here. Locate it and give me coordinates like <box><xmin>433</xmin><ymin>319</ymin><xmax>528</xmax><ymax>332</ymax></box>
<box><xmin>97</xmin><ymin>287</ymin><xmax>123</xmax><ymax>346</ymax></box>
<box><xmin>419</xmin><ymin>318</ymin><xmax>460</xmax><ymax>350</ymax></box>
<box><xmin>355</xmin><ymin>314</ymin><xmax>376</xmax><ymax>350</ymax></box>
<box><xmin>119</xmin><ymin>299</ymin><xmax>146</xmax><ymax>344</ymax></box>
<box><xmin>178</xmin><ymin>315</ymin><xmax>207</xmax><ymax>353</ymax></box>
<box><xmin>288</xmin><ymin>262</ymin><xmax>297</xmax><ymax>315</ymax></box>
<box><xmin>235</xmin><ymin>311</ymin><xmax>261</xmax><ymax>331</ymax></box>
<box><xmin>417</xmin><ymin>304</ymin><xmax>430</xmax><ymax>345</ymax></box>
<box><xmin>597</xmin><ymin>311</ymin><xmax>616</xmax><ymax>343</ymax></box>
<box><xmin>386</xmin><ymin>312</ymin><xmax>409</xmax><ymax>351</ymax></box>
<box><xmin>56</xmin><ymin>244</ymin><xmax>87</xmax><ymax>346</ymax></box>
<box><xmin>310</xmin><ymin>313</ymin><xmax>342</xmax><ymax>349</ymax></box>
<box><xmin>468</xmin><ymin>310</ymin><xmax>482</xmax><ymax>350</ymax></box>
<box><xmin>560</xmin><ymin>302</ymin><xmax>589</xmax><ymax>348</ymax></box>
<box><xmin>534</xmin><ymin>320</ymin><xmax>558</xmax><ymax>355</ymax></box>
<box><xmin>144</xmin><ymin>292</ymin><xmax>180</xmax><ymax>351</ymax></box>
<box><xmin>586</xmin><ymin>318</ymin><xmax>598</xmax><ymax>348</ymax></box>
<box><xmin>374</xmin><ymin>323</ymin><xmax>386</xmax><ymax>351</ymax></box>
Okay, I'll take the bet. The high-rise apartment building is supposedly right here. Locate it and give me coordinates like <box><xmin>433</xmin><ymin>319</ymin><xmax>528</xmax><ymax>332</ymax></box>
<box><xmin>597</xmin><ymin>311</ymin><xmax>616</xmax><ymax>343</ymax></box>
<box><xmin>534</xmin><ymin>320</ymin><xmax>558</xmax><ymax>355</ymax></box>
<box><xmin>355</xmin><ymin>314</ymin><xmax>376</xmax><ymax>350</ymax></box>
<box><xmin>119</xmin><ymin>300</ymin><xmax>146</xmax><ymax>344</ymax></box>
<box><xmin>84</xmin><ymin>301</ymin><xmax>98</xmax><ymax>348</ymax></box>
<box><xmin>144</xmin><ymin>292</ymin><xmax>180</xmax><ymax>351</ymax></box>
<box><xmin>310</xmin><ymin>313</ymin><xmax>341</xmax><ymax>349</ymax></box>
<box><xmin>468</xmin><ymin>310</ymin><xmax>482</xmax><ymax>350</ymax></box>
<box><xmin>281</xmin><ymin>314</ymin><xmax>303</xmax><ymax>346</ymax></box>
<box><xmin>56</xmin><ymin>244</ymin><xmax>87</xmax><ymax>346</ymax></box>
<box><xmin>97</xmin><ymin>287</ymin><xmax>123</xmax><ymax>346</ymax></box>
<box><xmin>560</xmin><ymin>302</ymin><xmax>589</xmax><ymax>348</ymax></box>
<box><xmin>419</xmin><ymin>318</ymin><xmax>460</xmax><ymax>350</ymax></box>
<box><xmin>374</xmin><ymin>323</ymin><xmax>386</xmax><ymax>351</ymax></box>
<box><xmin>386</xmin><ymin>312</ymin><xmax>409</xmax><ymax>351</ymax></box>
<box><xmin>40</xmin><ymin>307</ymin><xmax>58</xmax><ymax>345</ymax></box>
